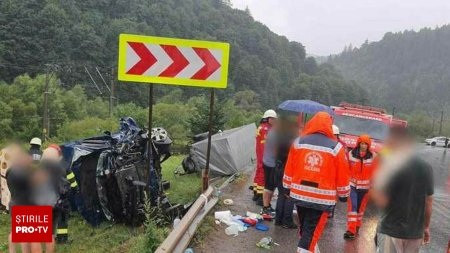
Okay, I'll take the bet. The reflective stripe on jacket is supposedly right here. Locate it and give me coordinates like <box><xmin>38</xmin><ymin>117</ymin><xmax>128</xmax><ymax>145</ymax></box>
<box><xmin>348</xmin><ymin>151</ymin><xmax>378</xmax><ymax>189</ymax></box>
<box><xmin>256</xmin><ymin>122</ymin><xmax>271</xmax><ymax>162</ymax></box>
<box><xmin>348</xmin><ymin>135</ymin><xmax>379</xmax><ymax>190</ymax></box>
<box><xmin>283</xmin><ymin>112</ymin><xmax>350</xmax><ymax>211</ymax></box>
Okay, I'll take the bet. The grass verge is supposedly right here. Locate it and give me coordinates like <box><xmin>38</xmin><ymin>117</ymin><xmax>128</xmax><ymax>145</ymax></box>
<box><xmin>0</xmin><ymin>155</ymin><xmax>201</xmax><ymax>253</ymax></box>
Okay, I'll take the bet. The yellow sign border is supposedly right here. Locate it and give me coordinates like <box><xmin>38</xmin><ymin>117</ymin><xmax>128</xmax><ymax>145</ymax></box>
<box><xmin>118</xmin><ymin>34</ymin><xmax>230</xmax><ymax>89</ymax></box>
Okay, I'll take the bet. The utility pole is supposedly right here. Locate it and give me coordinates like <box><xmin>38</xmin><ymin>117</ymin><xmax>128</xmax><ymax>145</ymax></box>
<box><xmin>42</xmin><ymin>64</ymin><xmax>58</xmax><ymax>140</ymax></box>
<box><xmin>109</xmin><ymin>68</ymin><xmax>115</xmax><ymax>117</ymax></box>
<box><xmin>43</xmin><ymin>66</ymin><xmax>50</xmax><ymax>141</ymax></box>
<box><xmin>392</xmin><ymin>106</ymin><xmax>396</xmax><ymax>117</ymax></box>
<box><xmin>439</xmin><ymin>110</ymin><xmax>444</xmax><ymax>135</ymax></box>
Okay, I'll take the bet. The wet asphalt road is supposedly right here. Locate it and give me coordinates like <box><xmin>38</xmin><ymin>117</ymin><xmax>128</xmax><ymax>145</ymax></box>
<box><xmin>194</xmin><ymin>144</ymin><xmax>450</xmax><ymax>253</ymax></box>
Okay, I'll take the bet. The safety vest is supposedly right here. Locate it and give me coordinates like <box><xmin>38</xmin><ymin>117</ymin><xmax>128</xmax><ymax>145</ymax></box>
<box><xmin>283</xmin><ymin>134</ymin><xmax>350</xmax><ymax>211</ymax></box>
<box><xmin>348</xmin><ymin>151</ymin><xmax>378</xmax><ymax>190</ymax></box>
<box><xmin>256</xmin><ymin>122</ymin><xmax>271</xmax><ymax>164</ymax></box>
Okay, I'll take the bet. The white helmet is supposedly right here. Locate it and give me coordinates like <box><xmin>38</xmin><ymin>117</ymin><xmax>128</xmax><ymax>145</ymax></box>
<box><xmin>332</xmin><ymin>125</ymin><xmax>340</xmax><ymax>135</ymax></box>
<box><xmin>263</xmin><ymin>109</ymin><xmax>277</xmax><ymax>119</ymax></box>
<box><xmin>30</xmin><ymin>137</ymin><xmax>42</xmax><ymax>146</ymax></box>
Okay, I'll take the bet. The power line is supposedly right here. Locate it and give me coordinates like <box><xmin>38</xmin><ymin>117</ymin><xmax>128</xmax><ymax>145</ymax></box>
<box><xmin>84</xmin><ymin>66</ymin><xmax>103</xmax><ymax>95</ymax></box>
<box><xmin>95</xmin><ymin>67</ymin><xmax>111</xmax><ymax>92</ymax></box>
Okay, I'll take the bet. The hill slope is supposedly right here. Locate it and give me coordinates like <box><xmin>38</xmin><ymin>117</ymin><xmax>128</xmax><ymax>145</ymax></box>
<box><xmin>0</xmin><ymin>0</ymin><xmax>367</xmax><ymax>107</ymax></box>
<box><xmin>329</xmin><ymin>25</ymin><xmax>450</xmax><ymax>113</ymax></box>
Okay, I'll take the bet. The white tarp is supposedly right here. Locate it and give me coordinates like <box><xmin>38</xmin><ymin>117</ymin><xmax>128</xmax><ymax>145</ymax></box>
<box><xmin>192</xmin><ymin>123</ymin><xmax>256</xmax><ymax>176</ymax></box>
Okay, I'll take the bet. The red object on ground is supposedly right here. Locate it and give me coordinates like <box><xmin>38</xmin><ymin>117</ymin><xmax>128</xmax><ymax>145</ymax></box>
<box><xmin>243</xmin><ymin>218</ymin><xmax>258</xmax><ymax>226</ymax></box>
<box><xmin>262</xmin><ymin>214</ymin><xmax>273</xmax><ymax>221</ymax></box>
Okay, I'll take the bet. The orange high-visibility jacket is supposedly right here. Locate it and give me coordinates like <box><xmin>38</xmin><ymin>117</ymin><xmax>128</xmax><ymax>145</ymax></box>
<box><xmin>348</xmin><ymin>135</ymin><xmax>379</xmax><ymax>190</ymax></box>
<box><xmin>283</xmin><ymin>112</ymin><xmax>350</xmax><ymax>211</ymax></box>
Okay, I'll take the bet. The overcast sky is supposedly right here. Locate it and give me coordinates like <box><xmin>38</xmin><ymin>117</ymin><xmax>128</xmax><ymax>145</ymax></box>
<box><xmin>230</xmin><ymin>0</ymin><xmax>450</xmax><ymax>55</ymax></box>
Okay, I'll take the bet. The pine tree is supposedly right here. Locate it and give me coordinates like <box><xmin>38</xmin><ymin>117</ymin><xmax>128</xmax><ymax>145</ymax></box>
<box><xmin>188</xmin><ymin>96</ymin><xmax>226</xmax><ymax>135</ymax></box>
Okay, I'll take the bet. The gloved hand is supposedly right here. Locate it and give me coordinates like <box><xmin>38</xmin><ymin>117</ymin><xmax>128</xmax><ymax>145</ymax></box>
<box><xmin>339</xmin><ymin>197</ymin><xmax>348</xmax><ymax>203</ymax></box>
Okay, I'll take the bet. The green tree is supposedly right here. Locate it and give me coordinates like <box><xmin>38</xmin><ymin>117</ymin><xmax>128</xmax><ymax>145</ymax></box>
<box><xmin>188</xmin><ymin>96</ymin><xmax>226</xmax><ymax>135</ymax></box>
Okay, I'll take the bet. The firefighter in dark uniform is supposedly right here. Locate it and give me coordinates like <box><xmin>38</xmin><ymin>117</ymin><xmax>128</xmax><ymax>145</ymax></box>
<box><xmin>41</xmin><ymin>144</ymin><xmax>78</xmax><ymax>243</ymax></box>
<box><xmin>29</xmin><ymin>137</ymin><xmax>42</xmax><ymax>162</ymax></box>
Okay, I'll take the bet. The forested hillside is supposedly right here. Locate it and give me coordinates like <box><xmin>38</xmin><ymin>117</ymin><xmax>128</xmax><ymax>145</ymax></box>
<box><xmin>0</xmin><ymin>0</ymin><xmax>367</xmax><ymax>110</ymax></box>
<box><xmin>330</xmin><ymin>25</ymin><xmax>450</xmax><ymax>114</ymax></box>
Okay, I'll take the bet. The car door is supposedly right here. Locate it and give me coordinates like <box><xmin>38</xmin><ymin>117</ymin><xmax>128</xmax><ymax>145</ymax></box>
<box><xmin>437</xmin><ymin>137</ymin><xmax>446</xmax><ymax>146</ymax></box>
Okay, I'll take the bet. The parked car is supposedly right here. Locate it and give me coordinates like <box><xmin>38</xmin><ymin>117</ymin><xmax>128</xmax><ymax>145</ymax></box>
<box><xmin>425</xmin><ymin>136</ymin><xmax>450</xmax><ymax>147</ymax></box>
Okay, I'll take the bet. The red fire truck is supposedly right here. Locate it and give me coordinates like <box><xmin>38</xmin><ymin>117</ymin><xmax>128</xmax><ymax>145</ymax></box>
<box><xmin>332</xmin><ymin>103</ymin><xmax>406</xmax><ymax>152</ymax></box>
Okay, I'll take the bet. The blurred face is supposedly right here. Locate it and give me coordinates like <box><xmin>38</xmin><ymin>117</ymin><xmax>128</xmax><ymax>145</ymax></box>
<box><xmin>385</xmin><ymin>133</ymin><xmax>412</xmax><ymax>151</ymax></box>
<box><xmin>289</xmin><ymin>121</ymin><xmax>299</xmax><ymax>134</ymax></box>
<box><xmin>360</xmin><ymin>142</ymin><xmax>368</xmax><ymax>152</ymax></box>
<box><xmin>9</xmin><ymin>144</ymin><xmax>32</xmax><ymax>167</ymax></box>
<box><xmin>268</xmin><ymin>117</ymin><xmax>277</xmax><ymax>126</ymax></box>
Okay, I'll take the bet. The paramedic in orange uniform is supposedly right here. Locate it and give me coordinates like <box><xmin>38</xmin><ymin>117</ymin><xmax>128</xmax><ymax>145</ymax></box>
<box><xmin>344</xmin><ymin>134</ymin><xmax>379</xmax><ymax>240</ymax></box>
<box><xmin>283</xmin><ymin>112</ymin><xmax>350</xmax><ymax>252</ymax></box>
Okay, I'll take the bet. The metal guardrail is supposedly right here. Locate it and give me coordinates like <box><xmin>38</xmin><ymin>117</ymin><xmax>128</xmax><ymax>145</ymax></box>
<box><xmin>155</xmin><ymin>173</ymin><xmax>239</xmax><ymax>252</ymax></box>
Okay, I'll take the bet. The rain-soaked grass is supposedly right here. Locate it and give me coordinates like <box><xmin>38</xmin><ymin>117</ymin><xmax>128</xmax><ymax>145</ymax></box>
<box><xmin>0</xmin><ymin>155</ymin><xmax>201</xmax><ymax>253</ymax></box>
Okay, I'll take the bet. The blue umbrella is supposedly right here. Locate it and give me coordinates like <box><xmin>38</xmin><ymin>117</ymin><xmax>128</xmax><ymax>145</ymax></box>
<box><xmin>277</xmin><ymin>100</ymin><xmax>334</xmax><ymax>115</ymax></box>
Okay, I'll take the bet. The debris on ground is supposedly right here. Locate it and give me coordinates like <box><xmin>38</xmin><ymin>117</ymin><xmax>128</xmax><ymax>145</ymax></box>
<box><xmin>215</xmin><ymin>210</ymin><xmax>247</xmax><ymax>236</ymax></box>
<box><xmin>255</xmin><ymin>223</ymin><xmax>269</xmax><ymax>231</ymax></box>
<box><xmin>223</xmin><ymin>198</ymin><xmax>234</xmax><ymax>205</ymax></box>
<box><xmin>256</xmin><ymin>236</ymin><xmax>274</xmax><ymax>249</ymax></box>
<box><xmin>242</xmin><ymin>217</ymin><xmax>257</xmax><ymax>226</ymax></box>
<box><xmin>246</xmin><ymin>211</ymin><xmax>263</xmax><ymax>220</ymax></box>
<box><xmin>184</xmin><ymin>248</ymin><xmax>194</xmax><ymax>253</ymax></box>
<box><xmin>261</xmin><ymin>213</ymin><xmax>273</xmax><ymax>221</ymax></box>
<box><xmin>225</xmin><ymin>225</ymin><xmax>240</xmax><ymax>236</ymax></box>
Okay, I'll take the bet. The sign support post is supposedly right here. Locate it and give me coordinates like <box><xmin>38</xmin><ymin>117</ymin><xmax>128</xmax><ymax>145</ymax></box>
<box><xmin>148</xmin><ymin>84</ymin><xmax>154</xmax><ymax>183</ymax></box>
<box><xmin>118</xmin><ymin>34</ymin><xmax>230</xmax><ymax>192</ymax></box>
<box><xmin>203</xmin><ymin>89</ymin><xmax>215</xmax><ymax>191</ymax></box>
<box><xmin>148</xmin><ymin>84</ymin><xmax>154</xmax><ymax>131</ymax></box>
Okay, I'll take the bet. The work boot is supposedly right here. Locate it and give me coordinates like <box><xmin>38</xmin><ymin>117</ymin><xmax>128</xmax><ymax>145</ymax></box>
<box><xmin>252</xmin><ymin>192</ymin><xmax>258</xmax><ymax>201</ymax></box>
<box><xmin>282</xmin><ymin>223</ymin><xmax>298</xmax><ymax>229</ymax></box>
<box><xmin>255</xmin><ymin>194</ymin><xmax>263</xmax><ymax>206</ymax></box>
<box><xmin>269</xmin><ymin>206</ymin><xmax>276</xmax><ymax>215</ymax></box>
<box><xmin>260</xmin><ymin>206</ymin><xmax>275</xmax><ymax>218</ymax></box>
<box><xmin>343</xmin><ymin>231</ymin><xmax>356</xmax><ymax>240</ymax></box>
<box><xmin>260</xmin><ymin>206</ymin><xmax>275</xmax><ymax>214</ymax></box>
<box><xmin>56</xmin><ymin>235</ymin><xmax>68</xmax><ymax>243</ymax></box>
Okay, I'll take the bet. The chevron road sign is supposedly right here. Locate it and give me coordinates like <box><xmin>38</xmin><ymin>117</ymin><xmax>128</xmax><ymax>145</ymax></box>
<box><xmin>118</xmin><ymin>34</ymin><xmax>230</xmax><ymax>88</ymax></box>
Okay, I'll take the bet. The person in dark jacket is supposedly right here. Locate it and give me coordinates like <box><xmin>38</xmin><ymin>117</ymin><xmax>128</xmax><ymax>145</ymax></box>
<box><xmin>273</xmin><ymin>115</ymin><xmax>299</xmax><ymax>229</ymax></box>
<box><xmin>373</xmin><ymin>127</ymin><xmax>434</xmax><ymax>253</ymax></box>
<box><xmin>39</xmin><ymin>144</ymin><xmax>77</xmax><ymax>244</ymax></box>
<box><xmin>28</xmin><ymin>137</ymin><xmax>42</xmax><ymax>162</ymax></box>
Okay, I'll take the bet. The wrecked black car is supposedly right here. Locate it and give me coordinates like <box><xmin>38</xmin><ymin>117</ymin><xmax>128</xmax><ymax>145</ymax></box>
<box><xmin>61</xmin><ymin>117</ymin><xmax>179</xmax><ymax>226</ymax></box>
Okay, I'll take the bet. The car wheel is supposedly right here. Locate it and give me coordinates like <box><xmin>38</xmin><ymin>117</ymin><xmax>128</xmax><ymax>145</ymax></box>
<box><xmin>431</xmin><ymin>142</ymin><xmax>436</xmax><ymax>146</ymax></box>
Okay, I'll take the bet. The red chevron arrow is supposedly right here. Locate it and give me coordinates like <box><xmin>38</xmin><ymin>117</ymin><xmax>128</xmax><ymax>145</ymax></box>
<box><xmin>126</xmin><ymin>42</ymin><xmax>157</xmax><ymax>75</ymax></box>
<box><xmin>159</xmin><ymin>45</ymin><xmax>189</xmax><ymax>77</ymax></box>
<box><xmin>191</xmin><ymin>48</ymin><xmax>221</xmax><ymax>80</ymax></box>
